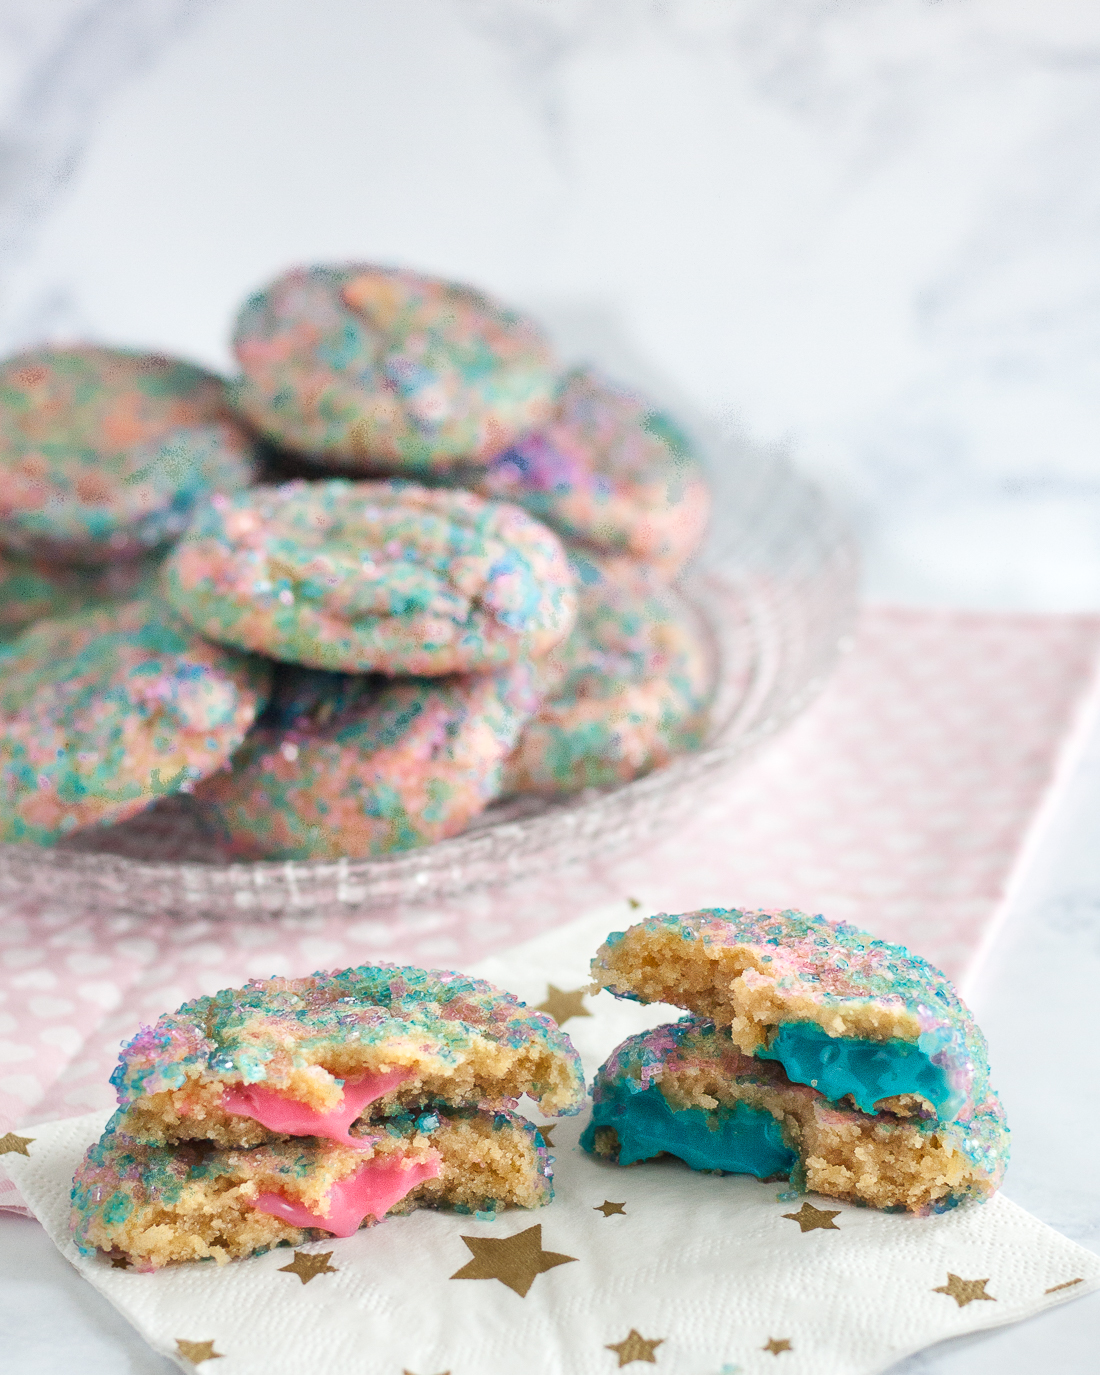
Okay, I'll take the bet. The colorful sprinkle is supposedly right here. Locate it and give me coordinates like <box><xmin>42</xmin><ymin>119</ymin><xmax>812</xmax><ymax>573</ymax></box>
<box><xmin>0</xmin><ymin>597</ymin><xmax>271</xmax><ymax>843</ymax></box>
<box><xmin>196</xmin><ymin>662</ymin><xmax>541</xmax><ymax>860</ymax></box>
<box><xmin>232</xmin><ymin>264</ymin><xmax>559</xmax><ymax>473</ymax></box>
<box><xmin>473</xmin><ymin>367</ymin><xmax>710</xmax><ymax>576</ymax></box>
<box><xmin>0</xmin><ymin>346</ymin><xmax>257</xmax><ymax>562</ymax></box>
<box><xmin>504</xmin><ymin>552</ymin><xmax>711</xmax><ymax>794</ymax></box>
<box><xmin>162</xmin><ymin>479</ymin><xmax>578</xmax><ymax>674</ymax></box>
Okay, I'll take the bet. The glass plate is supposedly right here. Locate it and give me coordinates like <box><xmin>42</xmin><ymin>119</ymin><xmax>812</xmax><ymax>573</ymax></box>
<box><xmin>0</xmin><ymin>436</ymin><xmax>858</xmax><ymax>919</ymax></box>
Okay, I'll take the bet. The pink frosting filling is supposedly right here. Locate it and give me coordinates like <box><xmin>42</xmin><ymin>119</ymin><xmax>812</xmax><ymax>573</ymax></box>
<box><xmin>252</xmin><ymin>1153</ymin><xmax>442</xmax><ymax>1237</ymax></box>
<box><xmin>222</xmin><ymin>1067</ymin><xmax>413</xmax><ymax>1144</ymax></box>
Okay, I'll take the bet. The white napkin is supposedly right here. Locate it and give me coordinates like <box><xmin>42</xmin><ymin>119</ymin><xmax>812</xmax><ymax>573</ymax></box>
<box><xmin>5</xmin><ymin>902</ymin><xmax>1098</xmax><ymax>1375</ymax></box>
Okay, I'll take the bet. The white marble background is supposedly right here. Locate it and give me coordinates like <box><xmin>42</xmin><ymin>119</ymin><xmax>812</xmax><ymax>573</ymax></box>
<box><xmin>3</xmin><ymin>4</ymin><xmax>1100</xmax><ymax>1372</ymax></box>
<box><xmin>1</xmin><ymin>0</ymin><xmax>1099</xmax><ymax>608</ymax></box>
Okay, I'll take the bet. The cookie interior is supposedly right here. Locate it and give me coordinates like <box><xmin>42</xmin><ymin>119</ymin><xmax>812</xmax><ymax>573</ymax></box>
<box><xmin>74</xmin><ymin>1110</ymin><xmax>551</xmax><ymax>1269</ymax></box>
<box><xmin>592</xmin><ymin>915</ymin><xmax>967</xmax><ymax>1119</ymax></box>
<box><xmin>582</xmin><ymin>1022</ymin><xmax>1006</xmax><ymax>1214</ymax></box>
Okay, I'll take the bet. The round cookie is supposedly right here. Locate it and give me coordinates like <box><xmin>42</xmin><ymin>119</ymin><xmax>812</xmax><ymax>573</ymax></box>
<box><xmin>196</xmin><ymin>661</ymin><xmax>541</xmax><ymax>860</ymax></box>
<box><xmin>0</xmin><ymin>546</ymin><xmax>163</xmax><ymax>640</ymax></box>
<box><xmin>591</xmin><ymin>908</ymin><xmax>993</xmax><ymax>1125</ymax></box>
<box><xmin>0</xmin><ymin>347</ymin><xmax>257</xmax><ymax>563</ymax></box>
<box><xmin>581</xmin><ymin>1018</ymin><xmax>1008</xmax><ymax>1214</ymax></box>
<box><xmin>0</xmin><ymin>597</ymin><xmax>271</xmax><ymax>844</ymax></box>
<box><xmin>162</xmin><ymin>478</ymin><xmax>577</xmax><ymax>675</ymax></box>
<box><xmin>472</xmin><ymin>368</ymin><xmax>711</xmax><ymax>577</ymax></box>
<box><xmin>504</xmin><ymin>554</ymin><xmax>711</xmax><ymax>795</ymax></box>
<box><xmin>72</xmin><ymin>1107</ymin><xmax>554</xmax><ymax>1268</ymax></box>
<box><xmin>231</xmin><ymin>263</ymin><xmax>559</xmax><ymax>473</ymax></box>
<box><xmin>109</xmin><ymin>963</ymin><xmax>586</xmax><ymax>1149</ymax></box>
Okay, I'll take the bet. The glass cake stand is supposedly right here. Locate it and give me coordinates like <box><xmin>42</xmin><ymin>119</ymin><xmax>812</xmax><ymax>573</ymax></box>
<box><xmin>0</xmin><ymin>434</ymin><xmax>859</xmax><ymax>920</ymax></box>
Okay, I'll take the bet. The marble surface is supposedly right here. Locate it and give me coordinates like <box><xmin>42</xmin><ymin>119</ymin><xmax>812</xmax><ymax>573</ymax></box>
<box><xmin>1</xmin><ymin>3</ymin><xmax>1099</xmax><ymax>1369</ymax></box>
<box><xmin>0</xmin><ymin>1</ymin><xmax>1097</xmax><ymax>609</ymax></box>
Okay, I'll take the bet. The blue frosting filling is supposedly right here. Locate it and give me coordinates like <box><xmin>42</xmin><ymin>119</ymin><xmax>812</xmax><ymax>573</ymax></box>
<box><xmin>757</xmin><ymin>1021</ymin><xmax>958</xmax><ymax>1117</ymax></box>
<box><xmin>580</xmin><ymin>1082</ymin><xmax>797</xmax><ymax>1179</ymax></box>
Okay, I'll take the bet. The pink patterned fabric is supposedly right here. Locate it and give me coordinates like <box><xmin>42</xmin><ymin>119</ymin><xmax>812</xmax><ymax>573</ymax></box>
<box><xmin>2</xmin><ymin>606</ymin><xmax>1098</xmax><ymax>1215</ymax></box>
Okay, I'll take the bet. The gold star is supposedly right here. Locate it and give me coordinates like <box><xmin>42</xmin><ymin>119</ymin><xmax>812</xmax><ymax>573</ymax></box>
<box><xmin>451</xmin><ymin>1224</ymin><xmax>576</xmax><ymax>1297</ymax></box>
<box><xmin>109</xmin><ymin>1256</ymin><xmax>130</xmax><ymax>1270</ymax></box>
<box><xmin>627</xmin><ymin>897</ymin><xmax>642</xmax><ymax>909</ymax></box>
<box><xmin>0</xmin><ymin>1132</ymin><xmax>33</xmax><ymax>1157</ymax></box>
<box><xmin>933</xmin><ymin>1274</ymin><xmax>996</xmax><ymax>1308</ymax></box>
<box><xmin>595</xmin><ymin>1200</ymin><xmax>627</xmax><ymax>1217</ymax></box>
<box><xmin>535</xmin><ymin>984</ymin><xmax>592</xmax><ymax>1027</ymax></box>
<box><xmin>402</xmin><ymin>1370</ymin><xmax>450</xmax><ymax>1375</ymax></box>
<box><xmin>537</xmin><ymin>1124</ymin><xmax>556</xmax><ymax>1148</ymax></box>
<box><xmin>763</xmin><ymin>1337</ymin><xmax>792</xmax><ymax>1355</ymax></box>
<box><xmin>782</xmin><ymin>1202</ymin><xmax>840</xmax><ymax>1233</ymax></box>
<box><xmin>1046</xmin><ymin>1277</ymin><xmax>1084</xmax><ymax>1294</ymax></box>
<box><xmin>606</xmin><ymin>1329</ymin><xmax>663</xmax><ymax>1365</ymax></box>
<box><xmin>278</xmin><ymin>1249</ymin><xmax>337</xmax><ymax>1284</ymax></box>
<box><xmin>175</xmin><ymin>1339</ymin><xmax>223</xmax><ymax>1364</ymax></box>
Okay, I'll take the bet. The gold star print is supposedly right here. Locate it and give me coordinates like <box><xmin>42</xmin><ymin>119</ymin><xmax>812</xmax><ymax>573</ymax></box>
<box><xmin>0</xmin><ymin>1132</ymin><xmax>33</xmax><ymax>1156</ymax></box>
<box><xmin>535</xmin><ymin>984</ymin><xmax>592</xmax><ymax>1028</ymax></box>
<box><xmin>595</xmin><ymin>1200</ymin><xmax>627</xmax><ymax>1217</ymax></box>
<box><xmin>782</xmin><ymin>1202</ymin><xmax>840</xmax><ymax>1232</ymax></box>
<box><xmin>1046</xmin><ymin>1277</ymin><xmax>1084</xmax><ymax>1294</ymax></box>
<box><xmin>933</xmin><ymin>1274</ymin><xmax>996</xmax><ymax>1308</ymax></box>
<box><xmin>537</xmin><ymin>1124</ymin><xmax>556</xmax><ymax>1148</ymax></box>
<box><xmin>627</xmin><ymin>897</ymin><xmax>642</xmax><ymax>909</ymax></box>
<box><xmin>606</xmin><ymin>1329</ymin><xmax>663</xmax><ymax>1365</ymax></box>
<box><xmin>450</xmin><ymin>1223</ymin><xmax>576</xmax><ymax>1297</ymax></box>
<box><xmin>278</xmin><ymin>1249</ymin><xmax>337</xmax><ymax>1284</ymax></box>
<box><xmin>175</xmin><ymin>1339</ymin><xmax>223</xmax><ymax>1364</ymax></box>
<box><xmin>762</xmin><ymin>1338</ymin><xmax>792</xmax><ymax>1355</ymax></box>
<box><xmin>402</xmin><ymin>1370</ymin><xmax>450</xmax><ymax>1375</ymax></box>
<box><xmin>109</xmin><ymin>1256</ymin><xmax>130</xmax><ymax>1270</ymax></box>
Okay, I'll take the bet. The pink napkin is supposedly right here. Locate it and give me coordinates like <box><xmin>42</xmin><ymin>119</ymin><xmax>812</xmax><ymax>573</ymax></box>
<box><xmin>2</xmin><ymin>605</ymin><xmax>1098</xmax><ymax>1216</ymax></box>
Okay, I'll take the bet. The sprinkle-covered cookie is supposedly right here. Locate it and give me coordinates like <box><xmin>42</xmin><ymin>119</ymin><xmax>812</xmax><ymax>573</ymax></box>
<box><xmin>163</xmin><ymin>478</ymin><xmax>576</xmax><ymax>674</ymax></box>
<box><xmin>591</xmin><ymin>908</ymin><xmax>992</xmax><ymax>1125</ymax></box>
<box><xmin>504</xmin><ymin>554</ymin><xmax>711</xmax><ymax>794</ymax></box>
<box><xmin>0</xmin><ymin>347</ymin><xmax>257</xmax><ymax>563</ymax></box>
<box><xmin>581</xmin><ymin>1018</ymin><xmax>1008</xmax><ymax>1214</ymax></box>
<box><xmin>471</xmin><ymin>368</ymin><xmax>711</xmax><ymax>576</ymax></box>
<box><xmin>110</xmin><ymin>963</ymin><xmax>585</xmax><ymax>1149</ymax></box>
<box><xmin>195</xmin><ymin>661</ymin><xmax>540</xmax><ymax>860</ymax></box>
<box><xmin>0</xmin><ymin>597</ymin><xmax>271</xmax><ymax>844</ymax></box>
<box><xmin>72</xmin><ymin>1106</ymin><xmax>553</xmax><ymax>1268</ymax></box>
<box><xmin>0</xmin><ymin>547</ymin><xmax>162</xmax><ymax>639</ymax></box>
<box><xmin>231</xmin><ymin>264</ymin><xmax>559</xmax><ymax>473</ymax></box>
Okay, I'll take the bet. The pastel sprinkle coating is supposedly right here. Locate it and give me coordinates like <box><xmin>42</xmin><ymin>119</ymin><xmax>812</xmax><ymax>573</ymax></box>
<box><xmin>503</xmin><ymin>553</ymin><xmax>711</xmax><ymax>795</ymax></box>
<box><xmin>0</xmin><ymin>546</ymin><xmax>163</xmax><ymax>639</ymax></box>
<box><xmin>0</xmin><ymin>347</ymin><xmax>257</xmax><ymax>563</ymax></box>
<box><xmin>110</xmin><ymin>962</ymin><xmax>585</xmax><ymax>1148</ymax></box>
<box><xmin>162</xmin><ymin>479</ymin><xmax>578</xmax><ymax>675</ymax></box>
<box><xmin>592</xmin><ymin>908</ymin><xmax>993</xmax><ymax>1126</ymax></box>
<box><xmin>584</xmin><ymin>1018</ymin><xmax>1008</xmax><ymax>1214</ymax></box>
<box><xmin>472</xmin><ymin>368</ymin><xmax>711</xmax><ymax>577</ymax></box>
<box><xmin>0</xmin><ymin>597</ymin><xmax>271</xmax><ymax>844</ymax></box>
<box><xmin>231</xmin><ymin>263</ymin><xmax>559</xmax><ymax>473</ymax></box>
<box><xmin>195</xmin><ymin>662</ymin><xmax>541</xmax><ymax>860</ymax></box>
<box><xmin>72</xmin><ymin>1106</ymin><xmax>553</xmax><ymax>1267</ymax></box>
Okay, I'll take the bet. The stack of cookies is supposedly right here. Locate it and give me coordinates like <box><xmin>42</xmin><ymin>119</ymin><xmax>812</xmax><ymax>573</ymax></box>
<box><xmin>0</xmin><ymin>265</ymin><xmax>713</xmax><ymax>857</ymax></box>
<box><xmin>71</xmin><ymin>963</ymin><xmax>585</xmax><ymax>1268</ymax></box>
<box><xmin>69</xmin><ymin>912</ymin><xmax>1010</xmax><ymax>1271</ymax></box>
<box><xmin>583</xmin><ymin>907</ymin><xmax>1010</xmax><ymax>1214</ymax></box>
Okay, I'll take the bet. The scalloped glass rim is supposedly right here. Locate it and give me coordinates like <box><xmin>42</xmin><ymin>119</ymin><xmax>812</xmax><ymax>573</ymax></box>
<box><xmin>0</xmin><ymin>435</ymin><xmax>859</xmax><ymax>919</ymax></box>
